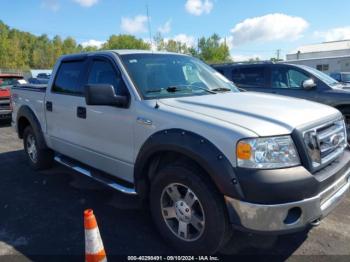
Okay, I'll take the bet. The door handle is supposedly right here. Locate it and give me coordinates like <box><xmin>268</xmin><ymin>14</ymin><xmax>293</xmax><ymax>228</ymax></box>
<box><xmin>77</xmin><ymin>107</ymin><xmax>86</xmax><ymax>119</ymax></box>
<box><xmin>46</xmin><ymin>101</ymin><xmax>53</xmax><ymax>112</ymax></box>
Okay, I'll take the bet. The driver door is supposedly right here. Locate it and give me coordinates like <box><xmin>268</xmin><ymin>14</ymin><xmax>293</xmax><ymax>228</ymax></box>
<box><xmin>269</xmin><ymin>66</ymin><xmax>320</xmax><ymax>102</ymax></box>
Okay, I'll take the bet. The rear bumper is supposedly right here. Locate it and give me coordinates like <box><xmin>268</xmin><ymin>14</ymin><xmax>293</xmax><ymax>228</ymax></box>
<box><xmin>225</xmin><ymin>167</ymin><xmax>350</xmax><ymax>234</ymax></box>
<box><xmin>0</xmin><ymin>110</ymin><xmax>12</xmax><ymax>119</ymax></box>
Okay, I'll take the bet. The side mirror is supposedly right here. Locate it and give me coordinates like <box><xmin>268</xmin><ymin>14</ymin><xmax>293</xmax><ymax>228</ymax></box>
<box><xmin>85</xmin><ymin>84</ymin><xmax>129</xmax><ymax>108</ymax></box>
<box><xmin>303</xmin><ymin>79</ymin><xmax>317</xmax><ymax>90</ymax></box>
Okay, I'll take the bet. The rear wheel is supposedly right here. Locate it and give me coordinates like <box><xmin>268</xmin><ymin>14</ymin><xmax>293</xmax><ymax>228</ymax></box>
<box><xmin>23</xmin><ymin>126</ymin><xmax>54</xmax><ymax>170</ymax></box>
<box><xmin>150</xmin><ymin>164</ymin><xmax>231</xmax><ymax>254</ymax></box>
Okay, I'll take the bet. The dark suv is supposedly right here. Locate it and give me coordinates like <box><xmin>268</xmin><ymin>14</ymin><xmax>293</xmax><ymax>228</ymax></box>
<box><xmin>330</xmin><ymin>72</ymin><xmax>350</xmax><ymax>85</ymax></box>
<box><xmin>212</xmin><ymin>62</ymin><xmax>350</xmax><ymax>135</ymax></box>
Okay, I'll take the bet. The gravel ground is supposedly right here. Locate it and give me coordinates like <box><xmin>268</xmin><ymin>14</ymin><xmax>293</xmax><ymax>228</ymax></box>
<box><xmin>0</xmin><ymin>122</ymin><xmax>349</xmax><ymax>261</ymax></box>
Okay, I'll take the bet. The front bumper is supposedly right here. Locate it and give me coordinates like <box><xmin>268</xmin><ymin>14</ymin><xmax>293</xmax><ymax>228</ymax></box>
<box><xmin>225</xmin><ymin>167</ymin><xmax>350</xmax><ymax>234</ymax></box>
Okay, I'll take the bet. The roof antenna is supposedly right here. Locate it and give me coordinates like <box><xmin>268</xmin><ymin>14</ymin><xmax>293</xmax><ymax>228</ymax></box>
<box><xmin>146</xmin><ymin>3</ymin><xmax>153</xmax><ymax>50</ymax></box>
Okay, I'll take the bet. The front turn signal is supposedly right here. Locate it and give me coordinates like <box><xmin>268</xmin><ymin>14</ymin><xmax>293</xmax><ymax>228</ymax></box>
<box><xmin>237</xmin><ymin>142</ymin><xmax>252</xmax><ymax>160</ymax></box>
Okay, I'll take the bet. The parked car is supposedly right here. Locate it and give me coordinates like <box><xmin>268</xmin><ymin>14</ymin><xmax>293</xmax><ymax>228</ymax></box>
<box><xmin>36</xmin><ymin>73</ymin><xmax>51</xmax><ymax>80</ymax></box>
<box><xmin>330</xmin><ymin>72</ymin><xmax>350</xmax><ymax>85</ymax></box>
<box><xmin>0</xmin><ymin>74</ymin><xmax>24</xmax><ymax>122</ymax></box>
<box><xmin>28</xmin><ymin>77</ymin><xmax>49</xmax><ymax>85</ymax></box>
<box><xmin>212</xmin><ymin>62</ymin><xmax>350</xmax><ymax>138</ymax></box>
<box><xmin>12</xmin><ymin>51</ymin><xmax>350</xmax><ymax>254</ymax></box>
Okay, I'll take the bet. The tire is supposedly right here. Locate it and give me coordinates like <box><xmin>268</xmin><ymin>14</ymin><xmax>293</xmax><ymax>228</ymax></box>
<box><xmin>339</xmin><ymin>107</ymin><xmax>350</xmax><ymax>142</ymax></box>
<box><xmin>23</xmin><ymin>126</ymin><xmax>54</xmax><ymax>170</ymax></box>
<box><xmin>150</xmin><ymin>164</ymin><xmax>231</xmax><ymax>254</ymax></box>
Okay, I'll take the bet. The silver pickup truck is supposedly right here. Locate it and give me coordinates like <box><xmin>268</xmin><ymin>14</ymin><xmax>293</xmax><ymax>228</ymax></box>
<box><xmin>11</xmin><ymin>50</ymin><xmax>350</xmax><ymax>254</ymax></box>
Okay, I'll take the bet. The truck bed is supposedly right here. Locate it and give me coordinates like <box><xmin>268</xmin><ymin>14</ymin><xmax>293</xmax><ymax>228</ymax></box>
<box><xmin>11</xmin><ymin>84</ymin><xmax>47</xmax><ymax>131</ymax></box>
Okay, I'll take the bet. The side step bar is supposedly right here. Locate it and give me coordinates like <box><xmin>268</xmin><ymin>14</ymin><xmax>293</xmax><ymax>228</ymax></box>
<box><xmin>54</xmin><ymin>156</ymin><xmax>137</xmax><ymax>195</ymax></box>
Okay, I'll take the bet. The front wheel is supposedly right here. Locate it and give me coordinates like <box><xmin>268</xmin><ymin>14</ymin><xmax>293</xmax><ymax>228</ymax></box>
<box><xmin>150</xmin><ymin>164</ymin><xmax>231</xmax><ymax>254</ymax></box>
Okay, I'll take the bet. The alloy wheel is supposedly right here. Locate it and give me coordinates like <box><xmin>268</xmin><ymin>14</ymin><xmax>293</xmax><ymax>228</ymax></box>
<box><xmin>160</xmin><ymin>183</ymin><xmax>205</xmax><ymax>242</ymax></box>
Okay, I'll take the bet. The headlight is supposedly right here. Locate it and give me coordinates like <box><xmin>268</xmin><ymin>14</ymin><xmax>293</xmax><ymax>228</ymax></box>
<box><xmin>236</xmin><ymin>136</ymin><xmax>300</xmax><ymax>169</ymax></box>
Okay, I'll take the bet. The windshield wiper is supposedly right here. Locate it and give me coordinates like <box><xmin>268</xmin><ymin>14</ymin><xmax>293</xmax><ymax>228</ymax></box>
<box><xmin>145</xmin><ymin>89</ymin><xmax>162</xmax><ymax>94</ymax></box>
<box><xmin>166</xmin><ymin>85</ymin><xmax>216</xmax><ymax>94</ymax></box>
<box><xmin>210</xmin><ymin>87</ymin><xmax>231</xmax><ymax>93</ymax></box>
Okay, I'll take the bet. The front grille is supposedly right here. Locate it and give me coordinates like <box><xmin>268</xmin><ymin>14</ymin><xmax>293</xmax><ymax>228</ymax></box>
<box><xmin>303</xmin><ymin>119</ymin><xmax>347</xmax><ymax>168</ymax></box>
<box><xmin>0</xmin><ymin>99</ymin><xmax>10</xmax><ymax>110</ymax></box>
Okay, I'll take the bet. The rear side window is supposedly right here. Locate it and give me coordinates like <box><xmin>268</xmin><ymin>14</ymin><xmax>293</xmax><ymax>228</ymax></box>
<box><xmin>232</xmin><ymin>67</ymin><xmax>265</xmax><ymax>87</ymax></box>
<box><xmin>53</xmin><ymin>60</ymin><xmax>85</xmax><ymax>95</ymax></box>
<box><xmin>214</xmin><ymin>68</ymin><xmax>225</xmax><ymax>75</ymax></box>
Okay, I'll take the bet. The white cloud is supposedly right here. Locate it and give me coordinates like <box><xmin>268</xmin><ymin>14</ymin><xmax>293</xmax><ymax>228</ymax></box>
<box><xmin>231</xmin><ymin>54</ymin><xmax>263</xmax><ymax>62</ymax></box>
<box><xmin>41</xmin><ymin>0</ymin><xmax>60</xmax><ymax>12</ymax></box>
<box><xmin>314</xmin><ymin>26</ymin><xmax>350</xmax><ymax>42</ymax></box>
<box><xmin>121</xmin><ymin>15</ymin><xmax>149</xmax><ymax>34</ymax></box>
<box><xmin>171</xmin><ymin>34</ymin><xmax>196</xmax><ymax>47</ymax></box>
<box><xmin>229</xmin><ymin>13</ymin><xmax>309</xmax><ymax>46</ymax></box>
<box><xmin>73</xmin><ymin>0</ymin><xmax>99</xmax><ymax>7</ymax></box>
<box><xmin>185</xmin><ymin>0</ymin><xmax>213</xmax><ymax>16</ymax></box>
<box><xmin>143</xmin><ymin>38</ymin><xmax>158</xmax><ymax>51</ymax></box>
<box><xmin>81</xmin><ymin>39</ymin><xmax>105</xmax><ymax>48</ymax></box>
<box><xmin>158</xmin><ymin>19</ymin><xmax>172</xmax><ymax>34</ymax></box>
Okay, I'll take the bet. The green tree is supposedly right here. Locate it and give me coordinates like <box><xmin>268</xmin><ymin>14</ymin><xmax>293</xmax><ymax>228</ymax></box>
<box><xmin>103</xmin><ymin>35</ymin><xmax>150</xmax><ymax>50</ymax></box>
<box><xmin>154</xmin><ymin>32</ymin><xmax>195</xmax><ymax>54</ymax></box>
<box><xmin>198</xmin><ymin>34</ymin><xmax>231</xmax><ymax>63</ymax></box>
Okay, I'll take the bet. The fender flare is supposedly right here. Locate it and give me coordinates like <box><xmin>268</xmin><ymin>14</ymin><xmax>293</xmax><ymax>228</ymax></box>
<box><xmin>134</xmin><ymin>129</ymin><xmax>244</xmax><ymax>200</ymax></box>
<box><xmin>16</xmin><ymin>105</ymin><xmax>48</xmax><ymax>150</ymax></box>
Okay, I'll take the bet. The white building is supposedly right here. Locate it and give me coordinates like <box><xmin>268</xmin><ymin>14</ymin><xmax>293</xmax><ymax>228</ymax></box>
<box><xmin>286</xmin><ymin>40</ymin><xmax>350</xmax><ymax>74</ymax></box>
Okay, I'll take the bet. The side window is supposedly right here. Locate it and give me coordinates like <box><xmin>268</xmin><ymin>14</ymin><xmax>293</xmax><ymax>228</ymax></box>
<box><xmin>286</xmin><ymin>69</ymin><xmax>310</xmax><ymax>89</ymax></box>
<box><xmin>235</xmin><ymin>67</ymin><xmax>265</xmax><ymax>87</ymax></box>
<box><xmin>215</xmin><ymin>68</ymin><xmax>225</xmax><ymax>75</ymax></box>
<box><xmin>87</xmin><ymin>60</ymin><xmax>127</xmax><ymax>95</ymax></box>
<box><xmin>231</xmin><ymin>68</ymin><xmax>242</xmax><ymax>84</ymax></box>
<box><xmin>271</xmin><ymin>67</ymin><xmax>288</xmax><ymax>88</ymax></box>
<box><xmin>53</xmin><ymin>60</ymin><xmax>85</xmax><ymax>95</ymax></box>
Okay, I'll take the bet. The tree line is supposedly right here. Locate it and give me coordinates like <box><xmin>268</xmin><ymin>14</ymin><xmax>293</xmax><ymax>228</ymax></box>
<box><xmin>0</xmin><ymin>21</ymin><xmax>232</xmax><ymax>70</ymax></box>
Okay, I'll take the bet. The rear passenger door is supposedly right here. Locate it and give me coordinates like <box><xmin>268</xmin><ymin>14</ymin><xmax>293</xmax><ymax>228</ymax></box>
<box><xmin>231</xmin><ymin>66</ymin><xmax>272</xmax><ymax>93</ymax></box>
<box><xmin>45</xmin><ymin>57</ymin><xmax>89</xmax><ymax>157</ymax></box>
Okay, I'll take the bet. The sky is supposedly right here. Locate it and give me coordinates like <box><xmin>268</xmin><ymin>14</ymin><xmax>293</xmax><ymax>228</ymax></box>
<box><xmin>2</xmin><ymin>0</ymin><xmax>350</xmax><ymax>61</ymax></box>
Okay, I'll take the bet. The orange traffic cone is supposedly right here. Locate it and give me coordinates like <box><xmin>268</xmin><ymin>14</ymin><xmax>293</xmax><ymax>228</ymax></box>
<box><xmin>84</xmin><ymin>209</ymin><xmax>107</xmax><ymax>262</ymax></box>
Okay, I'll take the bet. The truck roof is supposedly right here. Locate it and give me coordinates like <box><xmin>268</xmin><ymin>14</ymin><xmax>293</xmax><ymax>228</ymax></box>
<box><xmin>59</xmin><ymin>50</ymin><xmax>188</xmax><ymax>61</ymax></box>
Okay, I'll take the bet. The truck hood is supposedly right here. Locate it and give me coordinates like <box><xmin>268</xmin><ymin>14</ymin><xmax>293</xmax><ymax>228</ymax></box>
<box><xmin>159</xmin><ymin>92</ymin><xmax>340</xmax><ymax>136</ymax></box>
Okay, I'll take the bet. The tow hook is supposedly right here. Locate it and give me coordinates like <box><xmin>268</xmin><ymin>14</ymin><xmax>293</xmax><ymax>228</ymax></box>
<box><xmin>311</xmin><ymin>219</ymin><xmax>321</xmax><ymax>226</ymax></box>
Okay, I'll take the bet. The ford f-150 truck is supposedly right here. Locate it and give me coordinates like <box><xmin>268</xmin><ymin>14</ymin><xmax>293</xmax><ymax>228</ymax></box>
<box><xmin>11</xmin><ymin>51</ymin><xmax>350</xmax><ymax>254</ymax></box>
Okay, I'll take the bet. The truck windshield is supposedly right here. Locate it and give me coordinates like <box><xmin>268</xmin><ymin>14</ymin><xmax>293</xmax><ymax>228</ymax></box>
<box><xmin>120</xmin><ymin>53</ymin><xmax>238</xmax><ymax>99</ymax></box>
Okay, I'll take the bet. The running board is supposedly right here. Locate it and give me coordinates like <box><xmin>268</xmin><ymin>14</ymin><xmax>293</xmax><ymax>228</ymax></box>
<box><xmin>54</xmin><ymin>156</ymin><xmax>137</xmax><ymax>195</ymax></box>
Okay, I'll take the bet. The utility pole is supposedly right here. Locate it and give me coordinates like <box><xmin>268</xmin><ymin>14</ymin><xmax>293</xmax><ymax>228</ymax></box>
<box><xmin>276</xmin><ymin>49</ymin><xmax>281</xmax><ymax>60</ymax></box>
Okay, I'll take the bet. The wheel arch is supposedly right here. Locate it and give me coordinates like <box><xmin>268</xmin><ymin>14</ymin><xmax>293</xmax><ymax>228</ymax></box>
<box><xmin>134</xmin><ymin>129</ymin><xmax>244</xmax><ymax>201</ymax></box>
<box><xmin>16</xmin><ymin>106</ymin><xmax>48</xmax><ymax>150</ymax></box>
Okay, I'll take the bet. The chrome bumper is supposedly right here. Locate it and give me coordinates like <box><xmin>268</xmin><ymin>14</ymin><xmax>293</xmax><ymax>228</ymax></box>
<box><xmin>0</xmin><ymin>110</ymin><xmax>11</xmax><ymax>119</ymax></box>
<box><xmin>225</xmin><ymin>169</ymin><xmax>350</xmax><ymax>233</ymax></box>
